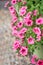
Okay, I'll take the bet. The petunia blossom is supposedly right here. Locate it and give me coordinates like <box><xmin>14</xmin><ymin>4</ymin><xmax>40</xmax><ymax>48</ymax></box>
<box><xmin>9</xmin><ymin>6</ymin><xmax>15</xmax><ymax>13</ymax></box>
<box><xmin>24</xmin><ymin>19</ymin><xmax>33</xmax><ymax>26</ymax></box>
<box><xmin>19</xmin><ymin>46</ymin><xmax>28</xmax><ymax>56</ymax></box>
<box><xmin>36</xmin><ymin>35</ymin><xmax>41</xmax><ymax>41</ymax></box>
<box><xmin>4</xmin><ymin>1</ymin><xmax>9</xmax><ymax>7</ymax></box>
<box><xmin>31</xmin><ymin>55</ymin><xmax>38</xmax><ymax>64</ymax></box>
<box><xmin>36</xmin><ymin>17</ymin><xmax>43</xmax><ymax>25</ymax></box>
<box><xmin>33</xmin><ymin>27</ymin><xmax>41</xmax><ymax>35</ymax></box>
<box><xmin>26</xmin><ymin>12</ymin><xmax>32</xmax><ymax>19</ymax></box>
<box><xmin>9</xmin><ymin>6</ymin><xmax>16</xmax><ymax>17</ymax></box>
<box><xmin>18</xmin><ymin>31</ymin><xmax>24</xmax><ymax>39</ymax></box>
<box><xmin>17</xmin><ymin>21</ymin><xmax>23</xmax><ymax>28</ymax></box>
<box><xmin>37</xmin><ymin>60</ymin><xmax>43</xmax><ymax>65</ymax></box>
<box><xmin>12</xmin><ymin>30</ymin><xmax>18</xmax><ymax>37</ymax></box>
<box><xmin>28</xmin><ymin>36</ymin><xmax>35</xmax><ymax>44</ymax></box>
<box><xmin>33</xmin><ymin>10</ymin><xmax>38</xmax><ymax>16</ymax></box>
<box><xmin>12</xmin><ymin>15</ymin><xmax>18</xmax><ymax>23</ymax></box>
<box><xmin>11</xmin><ymin>26</ymin><xmax>17</xmax><ymax>30</ymax></box>
<box><xmin>20</xmin><ymin>27</ymin><xmax>27</xmax><ymax>34</ymax></box>
<box><xmin>11</xmin><ymin>0</ymin><xmax>17</xmax><ymax>5</ymax></box>
<box><xmin>19</xmin><ymin>6</ymin><xmax>27</xmax><ymax>16</ymax></box>
<box><xmin>13</xmin><ymin>40</ymin><xmax>20</xmax><ymax>50</ymax></box>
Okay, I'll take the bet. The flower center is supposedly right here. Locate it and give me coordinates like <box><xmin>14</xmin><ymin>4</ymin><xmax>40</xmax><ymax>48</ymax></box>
<box><xmin>28</xmin><ymin>21</ymin><xmax>31</xmax><ymax>24</ymax></box>
<box><xmin>38</xmin><ymin>20</ymin><xmax>41</xmax><ymax>23</ymax></box>
<box><xmin>22</xmin><ymin>49</ymin><xmax>25</xmax><ymax>53</ymax></box>
<box><xmin>13</xmin><ymin>1</ymin><xmax>15</xmax><ymax>3</ymax></box>
<box><xmin>38</xmin><ymin>61</ymin><xmax>42</xmax><ymax>65</ymax></box>
<box><xmin>19</xmin><ymin>23</ymin><xmax>22</xmax><ymax>25</ymax></box>
<box><xmin>29</xmin><ymin>38</ymin><xmax>32</xmax><ymax>41</ymax></box>
<box><xmin>11</xmin><ymin>7</ymin><xmax>13</xmax><ymax>10</ymax></box>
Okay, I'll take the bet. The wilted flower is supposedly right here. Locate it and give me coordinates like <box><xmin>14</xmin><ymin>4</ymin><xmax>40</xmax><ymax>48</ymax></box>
<box><xmin>4</xmin><ymin>1</ymin><xmax>9</xmax><ymax>7</ymax></box>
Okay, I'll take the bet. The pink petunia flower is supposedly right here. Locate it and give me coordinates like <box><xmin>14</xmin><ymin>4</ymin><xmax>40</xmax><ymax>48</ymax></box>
<box><xmin>12</xmin><ymin>15</ymin><xmax>18</xmax><ymax>23</ymax></box>
<box><xmin>12</xmin><ymin>30</ymin><xmax>18</xmax><ymax>37</ymax></box>
<box><xmin>10</xmin><ymin>2</ymin><xmax>17</xmax><ymax>18</ymax></box>
<box><xmin>23</xmin><ymin>16</ymin><xmax>29</xmax><ymax>22</ymax></box>
<box><xmin>33</xmin><ymin>10</ymin><xmax>38</xmax><ymax>16</ymax></box>
<box><xmin>26</xmin><ymin>12</ymin><xmax>32</xmax><ymax>19</ymax></box>
<box><xmin>13</xmin><ymin>40</ymin><xmax>20</xmax><ymax>50</ymax></box>
<box><xmin>36</xmin><ymin>35</ymin><xmax>41</xmax><ymax>41</ymax></box>
<box><xmin>11</xmin><ymin>11</ymin><xmax>16</xmax><ymax>17</ymax></box>
<box><xmin>17</xmin><ymin>21</ymin><xmax>23</xmax><ymax>28</ymax></box>
<box><xmin>9</xmin><ymin>6</ymin><xmax>16</xmax><ymax>17</ymax></box>
<box><xmin>33</xmin><ymin>27</ymin><xmax>41</xmax><ymax>35</ymax></box>
<box><xmin>24</xmin><ymin>19</ymin><xmax>33</xmax><ymax>26</ymax></box>
<box><xmin>31</xmin><ymin>55</ymin><xmax>38</xmax><ymax>64</ymax></box>
<box><xmin>36</xmin><ymin>17</ymin><xmax>43</xmax><ymax>25</ymax></box>
<box><xmin>28</xmin><ymin>36</ymin><xmax>35</xmax><ymax>44</ymax></box>
<box><xmin>11</xmin><ymin>26</ymin><xmax>17</xmax><ymax>30</ymax></box>
<box><xmin>19</xmin><ymin>6</ymin><xmax>27</xmax><ymax>16</ymax></box>
<box><xmin>4</xmin><ymin>1</ymin><xmax>9</xmax><ymax>7</ymax></box>
<box><xmin>19</xmin><ymin>46</ymin><xmax>28</xmax><ymax>56</ymax></box>
<box><xmin>20</xmin><ymin>27</ymin><xmax>27</xmax><ymax>34</ymax></box>
<box><xmin>11</xmin><ymin>0</ymin><xmax>17</xmax><ymax>5</ymax></box>
<box><xmin>18</xmin><ymin>31</ymin><xmax>24</xmax><ymax>39</ymax></box>
<box><xmin>9</xmin><ymin>6</ymin><xmax>14</xmax><ymax>13</ymax></box>
<box><xmin>37</xmin><ymin>60</ymin><xmax>43</xmax><ymax>65</ymax></box>
<box><xmin>23</xmin><ymin>12</ymin><xmax>32</xmax><ymax>23</ymax></box>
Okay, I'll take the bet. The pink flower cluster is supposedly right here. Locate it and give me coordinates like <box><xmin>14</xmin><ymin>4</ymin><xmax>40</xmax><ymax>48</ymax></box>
<box><xmin>8</xmin><ymin>0</ymin><xmax>43</xmax><ymax>56</ymax></box>
<box><xmin>31</xmin><ymin>55</ymin><xmax>43</xmax><ymax>65</ymax></box>
<box><xmin>13</xmin><ymin>40</ymin><xmax>28</xmax><ymax>56</ymax></box>
<box><xmin>11</xmin><ymin>0</ymin><xmax>26</xmax><ymax>5</ymax></box>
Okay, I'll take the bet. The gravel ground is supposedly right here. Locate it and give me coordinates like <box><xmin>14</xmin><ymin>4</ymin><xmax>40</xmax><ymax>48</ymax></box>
<box><xmin>0</xmin><ymin>1</ymin><xmax>32</xmax><ymax>65</ymax></box>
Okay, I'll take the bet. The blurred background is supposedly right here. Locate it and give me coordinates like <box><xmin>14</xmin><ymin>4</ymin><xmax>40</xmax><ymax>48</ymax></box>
<box><xmin>0</xmin><ymin>1</ymin><xmax>31</xmax><ymax>65</ymax></box>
